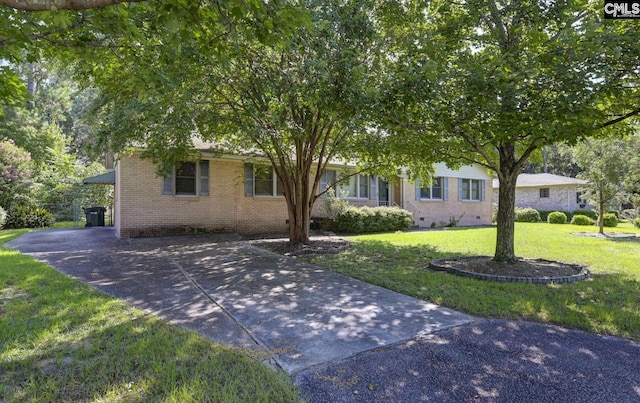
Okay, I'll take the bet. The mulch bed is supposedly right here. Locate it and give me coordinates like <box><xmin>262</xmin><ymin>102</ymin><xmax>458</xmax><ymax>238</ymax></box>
<box><xmin>435</xmin><ymin>257</ymin><xmax>581</xmax><ymax>278</ymax></box>
<box><xmin>429</xmin><ymin>256</ymin><xmax>589</xmax><ymax>284</ymax></box>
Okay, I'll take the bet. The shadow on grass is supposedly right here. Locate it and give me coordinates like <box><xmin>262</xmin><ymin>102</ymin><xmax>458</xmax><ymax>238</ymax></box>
<box><xmin>308</xmin><ymin>239</ymin><xmax>640</xmax><ymax>341</ymax></box>
<box><xmin>0</xmin><ymin>243</ymin><xmax>298</xmax><ymax>402</ymax></box>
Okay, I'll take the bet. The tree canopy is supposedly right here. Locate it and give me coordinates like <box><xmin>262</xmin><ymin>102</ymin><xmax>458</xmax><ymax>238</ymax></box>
<box><xmin>376</xmin><ymin>0</ymin><xmax>640</xmax><ymax>262</ymax></box>
<box><xmin>73</xmin><ymin>0</ymin><xmax>381</xmax><ymax>242</ymax></box>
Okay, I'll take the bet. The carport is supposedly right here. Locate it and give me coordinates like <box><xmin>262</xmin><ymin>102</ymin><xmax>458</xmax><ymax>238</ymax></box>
<box><xmin>82</xmin><ymin>170</ymin><xmax>115</xmax><ymax>226</ymax></box>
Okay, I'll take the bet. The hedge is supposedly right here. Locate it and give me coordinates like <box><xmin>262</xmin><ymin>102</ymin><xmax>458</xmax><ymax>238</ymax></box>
<box><xmin>635</xmin><ymin>217</ymin><xmax>640</xmax><ymax>229</ymax></box>
<box><xmin>333</xmin><ymin>206</ymin><xmax>412</xmax><ymax>233</ymax></box>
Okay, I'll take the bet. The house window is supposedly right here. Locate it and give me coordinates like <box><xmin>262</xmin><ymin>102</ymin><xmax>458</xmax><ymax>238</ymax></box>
<box><xmin>459</xmin><ymin>178</ymin><xmax>484</xmax><ymax>201</ymax></box>
<box><xmin>342</xmin><ymin>174</ymin><xmax>369</xmax><ymax>199</ymax></box>
<box><xmin>244</xmin><ymin>164</ymin><xmax>284</xmax><ymax>197</ymax></box>
<box><xmin>576</xmin><ymin>191</ymin><xmax>583</xmax><ymax>204</ymax></box>
<box><xmin>320</xmin><ymin>170</ymin><xmax>337</xmax><ymax>196</ymax></box>
<box><xmin>420</xmin><ymin>177</ymin><xmax>443</xmax><ymax>200</ymax></box>
<box><xmin>320</xmin><ymin>169</ymin><xmax>372</xmax><ymax>199</ymax></box>
<box><xmin>162</xmin><ymin>160</ymin><xmax>209</xmax><ymax>196</ymax></box>
<box><xmin>175</xmin><ymin>161</ymin><xmax>196</xmax><ymax>195</ymax></box>
<box><xmin>540</xmin><ymin>188</ymin><xmax>550</xmax><ymax>198</ymax></box>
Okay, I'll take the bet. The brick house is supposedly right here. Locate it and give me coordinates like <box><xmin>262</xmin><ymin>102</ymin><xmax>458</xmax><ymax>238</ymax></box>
<box><xmin>492</xmin><ymin>173</ymin><xmax>588</xmax><ymax>212</ymax></box>
<box><xmin>113</xmin><ymin>149</ymin><xmax>493</xmax><ymax>238</ymax></box>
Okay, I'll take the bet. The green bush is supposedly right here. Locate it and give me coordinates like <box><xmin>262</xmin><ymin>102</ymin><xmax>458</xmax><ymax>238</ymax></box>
<box><xmin>3</xmin><ymin>206</ymin><xmax>55</xmax><ymax>229</ymax></box>
<box><xmin>634</xmin><ymin>217</ymin><xmax>640</xmax><ymax>229</ymax></box>
<box><xmin>603</xmin><ymin>213</ymin><xmax>618</xmax><ymax>228</ymax></box>
<box><xmin>607</xmin><ymin>210</ymin><xmax>620</xmax><ymax>219</ymax></box>
<box><xmin>333</xmin><ymin>206</ymin><xmax>412</xmax><ymax>233</ymax></box>
<box><xmin>573</xmin><ymin>209</ymin><xmax>597</xmax><ymax>220</ymax></box>
<box><xmin>571</xmin><ymin>214</ymin><xmax>592</xmax><ymax>226</ymax></box>
<box><xmin>514</xmin><ymin>207</ymin><xmax>541</xmax><ymax>223</ymax></box>
<box><xmin>547</xmin><ymin>211</ymin><xmax>567</xmax><ymax>224</ymax></box>
<box><xmin>538</xmin><ymin>210</ymin><xmax>572</xmax><ymax>222</ymax></box>
<box><xmin>0</xmin><ymin>206</ymin><xmax>6</xmax><ymax>228</ymax></box>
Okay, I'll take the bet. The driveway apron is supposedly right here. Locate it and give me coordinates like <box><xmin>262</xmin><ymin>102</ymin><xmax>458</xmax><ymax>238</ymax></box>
<box><xmin>7</xmin><ymin>228</ymin><xmax>473</xmax><ymax>374</ymax></box>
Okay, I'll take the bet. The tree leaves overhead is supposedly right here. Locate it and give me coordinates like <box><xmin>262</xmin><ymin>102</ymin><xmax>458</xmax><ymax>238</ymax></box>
<box><xmin>376</xmin><ymin>0</ymin><xmax>640</xmax><ymax>262</ymax></box>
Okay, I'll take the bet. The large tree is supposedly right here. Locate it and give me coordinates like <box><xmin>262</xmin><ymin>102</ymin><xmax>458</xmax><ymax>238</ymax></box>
<box><xmin>83</xmin><ymin>0</ymin><xmax>380</xmax><ymax>243</ymax></box>
<box><xmin>377</xmin><ymin>0</ymin><xmax>640</xmax><ymax>262</ymax></box>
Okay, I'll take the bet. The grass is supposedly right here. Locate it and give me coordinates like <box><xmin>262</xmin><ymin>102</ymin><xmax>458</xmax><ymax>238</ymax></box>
<box><xmin>305</xmin><ymin>222</ymin><xmax>640</xmax><ymax>341</ymax></box>
<box><xmin>0</xmin><ymin>229</ymin><xmax>299</xmax><ymax>402</ymax></box>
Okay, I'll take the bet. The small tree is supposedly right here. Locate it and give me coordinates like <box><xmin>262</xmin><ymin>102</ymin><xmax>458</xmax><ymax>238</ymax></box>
<box><xmin>0</xmin><ymin>140</ymin><xmax>32</xmax><ymax>210</ymax></box>
<box><xmin>574</xmin><ymin>138</ymin><xmax>629</xmax><ymax>234</ymax></box>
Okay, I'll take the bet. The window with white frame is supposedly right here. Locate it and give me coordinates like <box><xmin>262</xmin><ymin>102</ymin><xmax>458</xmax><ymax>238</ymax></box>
<box><xmin>539</xmin><ymin>188</ymin><xmax>550</xmax><ymax>198</ymax></box>
<box><xmin>162</xmin><ymin>160</ymin><xmax>209</xmax><ymax>196</ymax></box>
<box><xmin>341</xmin><ymin>173</ymin><xmax>369</xmax><ymax>198</ymax></box>
<box><xmin>459</xmin><ymin>178</ymin><xmax>484</xmax><ymax>201</ymax></box>
<box><xmin>244</xmin><ymin>163</ymin><xmax>284</xmax><ymax>197</ymax></box>
<box><xmin>419</xmin><ymin>177</ymin><xmax>444</xmax><ymax>200</ymax></box>
<box><xmin>320</xmin><ymin>169</ymin><xmax>374</xmax><ymax>200</ymax></box>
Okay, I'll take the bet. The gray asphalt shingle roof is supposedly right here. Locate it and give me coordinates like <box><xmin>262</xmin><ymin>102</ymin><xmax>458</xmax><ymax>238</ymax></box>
<box><xmin>492</xmin><ymin>173</ymin><xmax>586</xmax><ymax>189</ymax></box>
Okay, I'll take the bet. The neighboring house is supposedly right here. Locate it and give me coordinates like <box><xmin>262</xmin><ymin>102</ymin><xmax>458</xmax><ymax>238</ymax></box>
<box><xmin>492</xmin><ymin>173</ymin><xmax>588</xmax><ymax>212</ymax></box>
<box><xmin>113</xmin><ymin>148</ymin><xmax>493</xmax><ymax>238</ymax></box>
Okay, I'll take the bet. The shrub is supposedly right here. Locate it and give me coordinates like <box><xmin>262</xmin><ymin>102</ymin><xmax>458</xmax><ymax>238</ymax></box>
<box><xmin>514</xmin><ymin>207</ymin><xmax>540</xmax><ymax>223</ymax></box>
<box><xmin>607</xmin><ymin>210</ymin><xmax>620</xmax><ymax>219</ymax></box>
<box><xmin>573</xmin><ymin>209</ymin><xmax>597</xmax><ymax>220</ymax></box>
<box><xmin>3</xmin><ymin>206</ymin><xmax>55</xmax><ymax>229</ymax></box>
<box><xmin>0</xmin><ymin>206</ymin><xmax>6</xmax><ymax>228</ymax></box>
<box><xmin>603</xmin><ymin>213</ymin><xmax>618</xmax><ymax>228</ymax></box>
<box><xmin>538</xmin><ymin>210</ymin><xmax>572</xmax><ymax>222</ymax></box>
<box><xmin>571</xmin><ymin>214</ymin><xmax>592</xmax><ymax>226</ymax></box>
<box><xmin>621</xmin><ymin>209</ymin><xmax>639</xmax><ymax>221</ymax></box>
<box><xmin>635</xmin><ymin>217</ymin><xmax>640</xmax><ymax>229</ymax></box>
<box><xmin>547</xmin><ymin>211</ymin><xmax>567</xmax><ymax>224</ymax></box>
<box><xmin>333</xmin><ymin>206</ymin><xmax>412</xmax><ymax>233</ymax></box>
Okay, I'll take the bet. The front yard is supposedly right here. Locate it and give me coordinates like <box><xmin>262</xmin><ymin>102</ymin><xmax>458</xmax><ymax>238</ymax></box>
<box><xmin>303</xmin><ymin>222</ymin><xmax>640</xmax><ymax>341</ymax></box>
<box><xmin>0</xmin><ymin>229</ymin><xmax>299</xmax><ymax>402</ymax></box>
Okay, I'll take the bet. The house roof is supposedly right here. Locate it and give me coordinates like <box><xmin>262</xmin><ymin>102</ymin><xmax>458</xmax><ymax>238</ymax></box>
<box><xmin>492</xmin><ymin>173</ymin><xmax>586</xmax><ymax>189</ymax></box>
<box><xmin>83</xmin><ymin>171</ymin><xmax>115</xmax><ymax>185</ymax></box>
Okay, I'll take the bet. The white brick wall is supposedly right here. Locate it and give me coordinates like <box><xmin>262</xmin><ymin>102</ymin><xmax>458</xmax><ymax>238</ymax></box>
<box><xmin>492</xmin><ymin>185</ymin><xmax>587</xmax><ymax>212</ymax></box>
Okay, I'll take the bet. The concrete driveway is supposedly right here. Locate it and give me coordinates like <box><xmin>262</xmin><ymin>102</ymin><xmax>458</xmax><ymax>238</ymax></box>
<box><xmin>7</xmin><ymin>228</ymin><xmax>640</xmax><ymax>402</ymax></box>
<box><xmin>6</xmin><ymin>227</ymin><xmax>472</xmax><ymax>373</ymax></box>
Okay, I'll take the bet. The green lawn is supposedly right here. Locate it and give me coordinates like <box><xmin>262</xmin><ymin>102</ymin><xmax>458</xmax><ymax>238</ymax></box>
<box><xmin>305</xmin><ymin>222</ymin><xmax>640</xmax><ymax>341</ymax></box>
<box><xmin>0</xmin><ymin>229</ymin><xmax>299</xmax><ymax>402</ymax></box>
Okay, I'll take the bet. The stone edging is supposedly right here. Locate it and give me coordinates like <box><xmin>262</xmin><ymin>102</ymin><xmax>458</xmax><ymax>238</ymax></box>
<box><xmin>428</xmin><ymin>256</ymin><xmax>590</xmax><ymax>284</ymax></box>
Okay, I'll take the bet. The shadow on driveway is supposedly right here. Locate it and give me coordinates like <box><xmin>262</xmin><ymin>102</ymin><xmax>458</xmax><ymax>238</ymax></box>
<box><xmin>7</xmin><ymin>227</ymin><xmax>472</xmax><ymax>373</ymax></box>
<box><xmin>8</xmin><ymin>228</ymin><xmax>640</xmax><ymax>402</ymax></box>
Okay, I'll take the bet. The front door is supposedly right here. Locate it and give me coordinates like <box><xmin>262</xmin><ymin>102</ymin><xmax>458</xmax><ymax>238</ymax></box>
<box><xmin>378</xmin><ymin>179</ymin><xmax>390</xmax><ymax>206</ymax></box>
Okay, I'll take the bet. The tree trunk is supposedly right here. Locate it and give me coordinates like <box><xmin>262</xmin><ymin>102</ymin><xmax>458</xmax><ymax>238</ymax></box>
<box><xmin>598</xmin><ymin>191</ymin><xmax>605</xmax><ymax>235</ymax></box>
<box><xmin>494</xmin><ymin>172</ymin><xmax>519</xmax><ymax>263</ymax></box>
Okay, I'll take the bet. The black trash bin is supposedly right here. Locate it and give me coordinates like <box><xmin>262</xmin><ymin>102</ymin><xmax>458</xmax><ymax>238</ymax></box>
<box><xmin>83</xmin><ymin>207</ymin><xmax>106</xmax><ymax>227</ymax></box>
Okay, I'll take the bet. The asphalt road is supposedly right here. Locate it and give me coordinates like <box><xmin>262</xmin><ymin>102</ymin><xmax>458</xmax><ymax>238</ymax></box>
<box><xmin>295</xmin><ymin>319</ymin><xmax>640</xmax><ymax>402</ymax></box>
